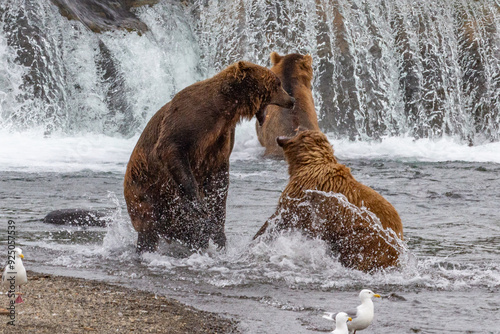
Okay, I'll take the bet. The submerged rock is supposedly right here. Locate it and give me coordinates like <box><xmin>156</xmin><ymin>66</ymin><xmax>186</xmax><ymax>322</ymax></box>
<box><xmin>43</xmin><ymin>208</ymin><xmax>111</xmax><ymax>227</ymax></box>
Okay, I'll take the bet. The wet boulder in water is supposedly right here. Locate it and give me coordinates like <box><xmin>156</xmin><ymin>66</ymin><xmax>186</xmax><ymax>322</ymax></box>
<box><xmin>43</xmin><ymin>209</ymin><xmax>111</xmax><ymax>227</ymax></box>
<box><xmin>50</xmin><ymin>0</ymin><xmax>159</xmax><ymax>33</ymax></box>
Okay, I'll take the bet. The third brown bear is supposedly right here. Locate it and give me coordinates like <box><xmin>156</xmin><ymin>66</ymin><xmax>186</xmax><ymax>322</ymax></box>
<box><xmin>254</xmin><ymin>130</ymin><xmax>404</xmax><ymax>272</ymax></box>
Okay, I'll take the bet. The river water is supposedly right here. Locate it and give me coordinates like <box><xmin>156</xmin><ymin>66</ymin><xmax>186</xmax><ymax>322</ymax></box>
<box><xmin>1</xmin><ymin>126</ymin><xmax>499</xmax><ymax>333</ymax></box>
<box><xmin>1</xmin><ymin>0</ymin><xmax>500</xmax><ymax>332</ymax></box>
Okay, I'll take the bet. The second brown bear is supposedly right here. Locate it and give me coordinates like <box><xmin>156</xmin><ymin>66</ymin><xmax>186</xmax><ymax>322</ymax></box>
<box><xmin>256</xmin><ymin>52</ymin><xmax>320</xmax><ymax>158</ymax></box>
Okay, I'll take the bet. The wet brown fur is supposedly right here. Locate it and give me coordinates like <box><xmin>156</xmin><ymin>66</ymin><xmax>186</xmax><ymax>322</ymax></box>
<box><xmin>254</xmin><ymin>130</ymin><xmax>403</xmax><ymax>271</ymax></box>
<box><xmin>124</xmin><ymin>61</ymin><xmax>294</xmax><ymax>252</ymax></box>
<box><xmin>256</xmin><ymin>52</ymin><xmax>319</xmax><ymax>158</ymax></box>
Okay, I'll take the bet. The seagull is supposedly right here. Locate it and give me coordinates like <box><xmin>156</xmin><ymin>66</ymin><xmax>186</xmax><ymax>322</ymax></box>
<box><xmin>323</xmin><ymin>289</ymin><xmax>381</xmax><ymax>334</ymax></box>
<box><xmin>326</xmin><ymin>312</ymin><xmax>352</xmax><ymax>334</ymax></box>
<box><xmin>2</xmin><ymin>247</ymin><xmax>27</xmax><ymax>303</ymax></box>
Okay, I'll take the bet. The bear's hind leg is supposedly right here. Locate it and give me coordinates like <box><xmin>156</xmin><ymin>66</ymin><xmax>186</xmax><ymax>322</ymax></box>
<box><xmin>161</xmin><ymin>218</ymin><xmax>210</xmax><ymax>251</ymax></box>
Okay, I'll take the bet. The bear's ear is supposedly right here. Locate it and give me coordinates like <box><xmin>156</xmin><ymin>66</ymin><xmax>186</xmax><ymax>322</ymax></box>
<box><xmin>270</xmin><ymin>52</ymin><xmax>282</xmax><ymax>65</ymax></box>
<box><xmin>302</xmin><ymin>54</ymin><xmax>313</xmax><ymax>68</ymax></box>
<box><xmin>234</xmin><ymin>61</ymin><xmax>249</xmax><ymax>80</ymax></box>
<box><xmin>237</xmin><ymin>61</ymin><xmax>249</xmax><ymax>71</ymax></box>
<box><xmin>276</xmin><ymin>136</ymin><xmax>291</xmax><ymax>147</ymax></box>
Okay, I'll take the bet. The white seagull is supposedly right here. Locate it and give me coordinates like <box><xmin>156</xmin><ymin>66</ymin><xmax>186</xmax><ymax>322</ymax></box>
<box><xmin>2</xmin><ymin>247</ymin><xmax>27</xmax><ymax>303</ymax></box>
<box><xmin>327</xmin><ymin>312</ymin><xmax>352</xmax><ymax>334</ymax></box>
<box><xmin>323</xmin><ymin>289</ymin><xmax>381</xmax><ymax>334</ymax></box>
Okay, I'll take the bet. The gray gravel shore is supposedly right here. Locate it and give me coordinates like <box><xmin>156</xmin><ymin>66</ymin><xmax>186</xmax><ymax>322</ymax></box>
<box><xmin>1</xmin><ymin>271</ymin><xmax>239</xmax><ymax>333</ymax></box>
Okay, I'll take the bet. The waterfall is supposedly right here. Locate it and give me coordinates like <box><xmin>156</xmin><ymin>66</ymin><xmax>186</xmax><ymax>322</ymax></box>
<box><xmin>0</xmin><ymin>0</ymin><xmax>200</xmax><ymax>136</ymax></box>
<box><xmin>193</xmin><ymin>0</ymin><xmax>500</xmax><ymax>143</ymax></box>
<box><xmin>1</xmin><ymin>0</ymin><xmax>499</xmax><ymax>144</ymax></box>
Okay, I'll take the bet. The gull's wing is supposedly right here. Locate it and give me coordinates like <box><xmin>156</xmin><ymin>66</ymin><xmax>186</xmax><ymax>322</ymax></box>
<box><xmin>344</xmin><ymin>307</ymin><xmax>359</xmax><ymax>319</ymax></box>
<box><xmin>322</xmin><ymin>312</ymin><xmax>336</xmax><ymax>321</ymax></box>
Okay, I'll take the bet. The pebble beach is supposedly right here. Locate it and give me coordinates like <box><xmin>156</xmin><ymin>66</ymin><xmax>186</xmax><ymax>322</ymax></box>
<box><xmin>0</xmin><ymin>271</ymin><xmax>238</xmax><ymax>334</ymax></box>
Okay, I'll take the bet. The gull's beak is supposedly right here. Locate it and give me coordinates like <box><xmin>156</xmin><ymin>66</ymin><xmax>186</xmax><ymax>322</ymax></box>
<box><xmin>348</xmin><ymin>317</ymin><xmax>352</xmax><ymax>321</ymax></box>
<box><xmin>19</xmin><ymin>254</ymin><xmax>24</xmax><ymax>259</ymax></box>
<box><xmin>374</xmin><ymin>294</ymin><xmax>381</xmax><ymax>298</ymax></box>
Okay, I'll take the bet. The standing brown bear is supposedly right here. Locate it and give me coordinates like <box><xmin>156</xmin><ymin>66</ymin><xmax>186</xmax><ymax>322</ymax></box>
<box><xmin>256</xmin><ymin>52</ymin><xmax>320</xmax><ymax>158</ymax></box>
<box><xmin>124</xmin><ymin>61</ymin><xmax>295</xmax><ymax>252</ymax></box>
<box><xmin>254</xmin><ymin>130</ymin><xmax>404</xmax><ymax>272</ymax></box>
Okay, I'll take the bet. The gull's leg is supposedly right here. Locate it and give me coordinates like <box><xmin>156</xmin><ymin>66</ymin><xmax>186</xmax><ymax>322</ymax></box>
<box><xmin>15</xmin><ymin>286</ymin><xmax>24</xmax><ymax>303</ymax></box>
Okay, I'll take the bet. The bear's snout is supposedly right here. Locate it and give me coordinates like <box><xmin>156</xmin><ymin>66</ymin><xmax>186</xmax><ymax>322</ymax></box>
<box><xmin>285</xmin><ymin>96</ymin><xmax>296</xmax><ymax>108</ymax></box>
<box><xmin>270</xmin><ymin>88</ymin><xmax>295</xmax><ymax>110</ymax></box>
<box><xmin>273</xmin><ymin>95</ymin><xmax>294</xmax><ymax>109</ymax></box>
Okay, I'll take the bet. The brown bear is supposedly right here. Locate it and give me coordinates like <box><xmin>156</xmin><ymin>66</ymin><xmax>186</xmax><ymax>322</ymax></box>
<box><xmin>124</xmin><ymin>61</ymin><xmax>295</xmax><ymax>252</ymax></box>
<box><xmin>254</xmin><ymin>130</ymin><xmax>404</xmax><ymax>272</ymax></box>
<box><xmin>255</xmin><ymin>52</ymin><xmax>320</xmax><ymax>158</ymax></box>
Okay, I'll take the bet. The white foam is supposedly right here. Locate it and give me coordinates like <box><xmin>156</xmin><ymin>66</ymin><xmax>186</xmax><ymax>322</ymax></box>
<box><xmin>329</xmin><ymin>135</ymin><xmax>500</xmax><ymax>163</ymax></box>
<box><xmin>2</xmin><ymin>121</ymin><xmax>499</xmax><ymax>173</ymax></box>
<box><xmin>231</xmin><ymin>122</ymin><xmax>500</xmax><ymax>163</ymax></box>
<box><xmin>130</xmin><ymin>229</ymin><xmax>500</xmax><ymax>289</ymax></box>
<box><xmin>0</xmin><ymin>129</ymin><xmax>138</xmax><ymax>173</ymax></box>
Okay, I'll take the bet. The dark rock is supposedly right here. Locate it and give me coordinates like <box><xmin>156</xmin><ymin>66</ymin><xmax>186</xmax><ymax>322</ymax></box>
<box><xmin>43</xmin><ymin>209</ymin><xmax>111</xmax><ymax>227</ymax></box>
<box><xmin>50</xmin><ymin>0</ymin><xmax>159</xmax><ymax>33</ymax></box>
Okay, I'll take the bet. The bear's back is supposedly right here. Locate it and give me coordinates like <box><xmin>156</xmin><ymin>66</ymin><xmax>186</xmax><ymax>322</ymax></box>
<box><xmin>284</xmin><ymin>160</ymin><xmax>403</xmax><ymax>239</ymax></box>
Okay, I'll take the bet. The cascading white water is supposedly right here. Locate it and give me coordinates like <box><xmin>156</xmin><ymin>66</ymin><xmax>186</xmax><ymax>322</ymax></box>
<box><xmin>0</xmin><ymin>0</ymin><xmax>200</xmax><ymax>136</ymax></box>
<box><xmin>0</xmin><ymin>0</ymin><xmax>499</xmax><ymax>143</ymax></box>
<box><xmin>193</xmin><ymin>0</ymin><xmax>500</xmax><ymax>143</ymax></box>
